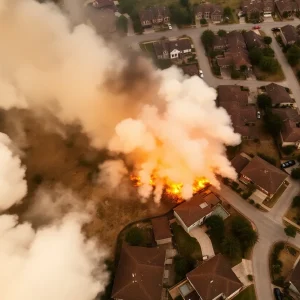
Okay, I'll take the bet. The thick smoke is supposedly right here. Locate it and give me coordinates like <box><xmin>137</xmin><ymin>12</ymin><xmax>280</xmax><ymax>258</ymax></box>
<box><xmin>0</xmin><ymin>213</ymin><xmax>109</xmax><ymax>300</ymax></box>
<box><xmin>0</xmin><ymin>132</ymin><xmax>27</xmax><ymax>211</ymax></box>
<box><xmin>0</xmin><ymin>0</ymin><xmax>240</xmax><ymax>201</ymax></box>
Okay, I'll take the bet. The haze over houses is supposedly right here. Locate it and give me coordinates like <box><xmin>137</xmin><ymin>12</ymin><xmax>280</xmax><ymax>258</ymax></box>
<box><xmin>194</xmin><ymin>3</ymin><xmax>223</xmax><ymax>23</ymax></box>
<box><xmin>139</xmin><ymin>6</ymin><xmax>170</xmax><ymax>27</ymax></box>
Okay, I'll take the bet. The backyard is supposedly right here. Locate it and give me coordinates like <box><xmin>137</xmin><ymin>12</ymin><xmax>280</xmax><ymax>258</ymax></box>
<box><xmin>233</xmin><ymin>285</ymin><xmax>256</xmax><ymax>300</ymax></box>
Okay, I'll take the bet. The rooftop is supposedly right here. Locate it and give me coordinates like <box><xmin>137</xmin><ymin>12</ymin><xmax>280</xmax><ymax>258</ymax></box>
<box><xmin>151</xmin><ymin>216</ymin><xmax>172</xmax><ymax>241</ymax></box>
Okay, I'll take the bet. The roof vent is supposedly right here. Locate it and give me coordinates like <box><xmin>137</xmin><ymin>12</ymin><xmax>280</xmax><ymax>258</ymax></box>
<box><xmin>200</xmin><ymin>202</ymin><xmax>208</xmax><ymax>209</ymax></box>
<box><xmin>210</xmin><ymin>280</ymin><xmax>214</xmax><ymax>284</ymax></box>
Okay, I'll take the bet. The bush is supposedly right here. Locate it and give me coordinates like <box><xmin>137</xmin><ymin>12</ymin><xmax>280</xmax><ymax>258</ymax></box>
<box><xmin>221</xmin><ymin>235</ymin><xmax>242</xmax><ymax>260</ymax></box>
<box><xmin>205</xmin><ymin>215</ymin><xmax>225</xmax><ymax>245</ymax></box>
<box><xmin>247</xmin><ymin>274</ymin><xmax>253</xmax><ymax>281</ymax></box>
<box><xmin>272</xmin><ymin>260</ymin><xmax>283</xmax><ymax>274</ymax></box>
<box><xmin>257</xmin><ymin>94</ymin><xmax>272</xmax><ymax>109</ymax></box>
<box><xmin>249</xmin><ymin>199</ymin><xmax>255</xmax><ymax>205</ymax></box>
<box><xmin>218</xmin><ymin>29</ymin><xmax>227</xmax><ymax>37</ymax></box>
<box><xmin>174</xmin><ymin>256</ymin><xmax>195</xmax><ymax>283</ymax></box>
<box><xmin>292</xmin><ymin>196</ymin><xmax>300</xmax><ymax>208</ymax></box>
<box><xmin>282</xmin><ymin>145</ymin><xmax>296</xmax><ymax>155</ymax></box>
<box><xmin>257</xmin><ymin>152</ymin><xmax>276</xmax><ymax>166</ymax></box>
<box><xmin>259</xmin><ymin>56</ymin><xmax>279</xmax><ymax>73</ymax></box>
<box><xmin>125</xmin><ymin>227</ymin><xmax>144</xmax><ymax>246</ymax></box>
<box><xmin>287</xmin><ymin>246</ymin><xmax>297</xmax><ymax>256</ymax></box>
<box><xmin>264</xmin><ymin>36</ymin><xmax>272</xmax><ymax>45</ymax></box>
<box><xmin>263</xmin><ymin>47</ymin><xmax>275</xmax><ymax>57</ymax></box>
<box><xmin>200</xmin><ymin>18</ymin><xmax>207</xmax><ymax>25</ymax></box>
<box><xmin>249</xmin><ymin>48</ymin><xmax>263</xmax><ymax>65</ymax></box>
<box><xmin>201</xmin><ymin>30</ymin><xmax>215</xmax><ymax>50</ymax></box>
<box><xmin>291</xmin><ymin>168</ymin><xmax>300</xmax><ymax>179</ymax></box>
<box><xmin>255</xmin><ymin>203</ymin><xmax>260</xmax><ymax>209</ymax></box>
<box><xmin>284</xmin><ymin>225</ymin><xmax>297</xmax><ymax>238</ymax></box>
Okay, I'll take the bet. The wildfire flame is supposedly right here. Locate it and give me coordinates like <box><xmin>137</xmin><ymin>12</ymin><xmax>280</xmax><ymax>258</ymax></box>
<box><xmin>130</xmin><ymin>174</ymin><xmax>209</xmax><ymax>199</ymax></box>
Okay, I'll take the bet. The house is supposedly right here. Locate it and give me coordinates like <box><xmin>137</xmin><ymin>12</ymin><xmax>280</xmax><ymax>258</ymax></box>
<box><xmin>280</xmin><ymin>119</ymin><xmax>300</xmax><ymax>149</ymax></box>
<box><xmin>169</xmin><ymin>39</ymin><xmax>192</xmax><ymax>59</ymax></box>
<box><xmin>243</xmin><ymin>30</ymin><xmax>266</xmax><ymax>49</ymax></box>
<box><xmin>218</xmin><ymin>85</ymin><xmax>258</xmax><ymax>140</ymax></box>
<box><xmin>212</xmin><ymin>35</ymin><xmax>228</xmax><ymax>51</ymax></box>
<box><xmin>174</xmin><ymin>190</ymin><xmax>221</xmax><ymax>232</ymax></box>
<box><xmin>280</xmin><ymin>24</ymin><xmax>299</xmax><ymax>45</ymax></box>
<box><xmin>194</xmin><ymin>3</ymin><xmax>223</xmax><ymax>23</ymax></box>
<box><xmin>111</xmin><ymin>245</ymin><xmax>166</xmax><ymax>300</ymax></box>
<box><xmin>275</xmin><ymin>0</ymin><xmax>297</xmax><ymax>18</ymax></box>
<box><xmin>265</xmin><ymin>83</ymin><xmax>296</xmax><ymax>107</ymax></box>
<box><xmin>288</xmin><ymin>259</ymin><xmax>300</xmax><ymax>295</ymax></box>
<box><xmin>185</xmin><ymin>254</ymin><xmax>243</xmax><ymax>300</ymax></box>
<box><xmin>180</xmin><ymin>64</ymin><xmax>199</xmax><ymax>77</ymax></box>
<box><xmin>239</xmin><ymin>155</ymin><xmax>288</xmax><ymax>198</ymax></box>
<box><xmin>139</xmin><ymin>6</ymin><xmax>170</xmax><ymax>27</ymax></box>
<box><xmin>151</xmin><ymin>216</ymin><xmax>172</xmax><ymax>245</ymax></box>
<box><xmin>231</xmin><ymin>153</ymin><xmax>251</xmax><ymax>174</ymax></box>
<box><xmin>153</xmin><ymin>39</ymin><xmax>170</xmax><ymax>59</ymax></box>
<box><xmin>241</xmin><ymin>0</ymin><xmax>274</xmax><ymax>18</ymax></box>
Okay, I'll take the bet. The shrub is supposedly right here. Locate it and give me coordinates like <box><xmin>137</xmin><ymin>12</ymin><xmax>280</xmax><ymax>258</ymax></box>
<box><xmin>272</xmin><ymin>260</ymin><xmax>283</xmax><ymax>274</ymax></box>
<box><xmin>282</xmin><ymin>145</ymin><xmax>296</xmax><ymax>155</ymax></box>
<box><xmin>257</xmin><ymin>153</ymin><xmax>276</xmax><ymax>166</ymax></box>
<box><xmin>174</xmin><ymin>256</ymin><xmax>195</xmax><ymax>283</ymax></box>
<box><xmin>125</xmin><ymin>227</ymin><xmax>145</xmax><ymax>246</ymax></box>
<box><xmin>273</xmin><ymin>277</ymin><xmax>285</xmax><ymax>287</ymax></box>
<box><xmin>293</xmin><ymin>196</ymin><xmax>300</xmax><ymax>208</ymax></box>
<box><xmin>249</xmin><ymin>199</ymin><xmax>255</xmax><ymax>205</ymax></box>
<box><xmin>287</xmin><ymin>246</ymin><xmax>297</xmax><ymax>256</ymax></box>
<box><xmin>292</xmin><ymin>168</ymin><xmax>300</xmax><ymax>179</ymax></box>
<box><xmin>284</xmin><ymin>225</ymin><xmax>297</xmax><ymax>238</ymax></box>
<box><xmin>200</xmin><ymin>18</ymin><xmax>207</xmax><ymax>25</ymax></box>
<box><xmin>247</xmin><ymin>274</ymin><xmax>253</xmax><ymax>281</ymax></box>
<box><xmin>263</xmin><ymin>36</ymin><xmax>272</xmax><ymax>45</ymax></box>
<box><xmin>257</xmin><ymin>94</ymin><xmax>272</xmax><ymax>109</ymax></box>
<box><xmin>255</xmin><ymin>203</ymin><xmax>260</xmax><ymax>209</ymax></box>
<box><xmin>205</xmin><ymin>215</ymin><xmax>225</xmax><ymax>244</ymax></box>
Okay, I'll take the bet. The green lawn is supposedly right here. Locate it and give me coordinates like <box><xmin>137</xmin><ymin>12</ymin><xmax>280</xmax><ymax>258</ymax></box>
<box><xmin>171</xmin><ymin>223</ymin><xmax>202</xmax><ymax>260</ymax></box>
<box><xmin>233</xmin><ymin>285</ymin><xmax>257</xmax><ymax>300</ymax></box>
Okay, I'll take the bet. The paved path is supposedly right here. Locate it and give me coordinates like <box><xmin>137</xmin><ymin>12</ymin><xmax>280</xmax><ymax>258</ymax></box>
<box><xmin>189</xmin><ymin>225</ymin><xmax>215</xmax><ymax>257</ymax></box>
<box><xmin>212</xmin><ymin>182</ymin><xmax>300</xmax><ymax>300</ymax></box>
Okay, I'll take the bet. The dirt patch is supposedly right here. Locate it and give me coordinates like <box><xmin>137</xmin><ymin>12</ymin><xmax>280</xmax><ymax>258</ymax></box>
<box><xmin>253</xmin><ymin>65</ymin><xmax>285</xmax><ymax>82</ymax></box>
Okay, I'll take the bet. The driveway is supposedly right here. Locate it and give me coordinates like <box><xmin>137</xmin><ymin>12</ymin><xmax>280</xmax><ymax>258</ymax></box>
<box><xmin>189</xmin><ymin>225</ymin><xmax>215</xmax><ymax>258</ymax></box>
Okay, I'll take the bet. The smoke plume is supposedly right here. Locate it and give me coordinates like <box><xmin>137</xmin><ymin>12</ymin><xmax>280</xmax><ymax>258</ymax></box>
<box><xmin>0</xmin><ymin>0</ymin><xmax>240</xmax><ymax>201</ymax></box>
<box><xmin>0</xmin><ymin>132</ymin><xmax>27</xmax><ymax>211</ymax></box>
<box><xmin>0</xmin><ymin>213</ymin><xmax>109</xmax><ymax>300</ymax></box>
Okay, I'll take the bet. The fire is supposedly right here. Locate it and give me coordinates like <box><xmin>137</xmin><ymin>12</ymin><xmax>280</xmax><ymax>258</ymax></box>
<box><xmin>130</xmin><ymin>174</ymin><xmax>209</xmax><ymax>199</ymax></box>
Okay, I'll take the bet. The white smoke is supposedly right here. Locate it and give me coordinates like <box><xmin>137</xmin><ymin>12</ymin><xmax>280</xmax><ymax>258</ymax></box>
<box><xmin>0</xmin><ymin>132</ymin><xmax>27</xmax><ymax>211</ymax></box>
<box><xmin>0</xmin><ymin>214</ymin><xmax>109</xmax><ymax>300</ymax></box>
<box><xmin>0</xmin><ymin>0</ymin><xmax>241</xmax><ymax>202</ymax></box>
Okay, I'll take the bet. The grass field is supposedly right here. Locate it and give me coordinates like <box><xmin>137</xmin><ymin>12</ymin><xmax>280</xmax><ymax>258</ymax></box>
<box><xmin>233</xmin><ymin>285</ymin><xmax>256</xmax><ymax>300</ymax></box>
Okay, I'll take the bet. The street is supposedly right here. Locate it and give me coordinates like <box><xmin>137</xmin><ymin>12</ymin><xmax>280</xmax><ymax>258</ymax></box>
<box><xmin>124</xmin><ymin>19</ymin><xmax>300</xmax><ymax>300</ymax></box>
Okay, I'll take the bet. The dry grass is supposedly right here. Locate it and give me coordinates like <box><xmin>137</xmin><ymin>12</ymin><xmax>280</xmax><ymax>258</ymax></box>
<box><xmin>253</xmin><ymin>65</ymin><xmax>285</xmax><ymax>82</ymax></box>
<box><xmin>0</xmin><ymin>110</ymin><xmax>174</xmax><ymax>256</ymax></box>
<box><xmin>263</xmin><ymin>183</ymin><xmax>288</xmax><ymax>208</ymax></box>
<box><xmin>278</xmin><ymin>245</ymin><xmax>299</xmax><ymax>278</ymax></box>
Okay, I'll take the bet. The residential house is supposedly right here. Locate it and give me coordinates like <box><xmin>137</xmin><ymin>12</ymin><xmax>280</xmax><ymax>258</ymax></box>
<box><xmin>181</xmin><ymin>254</ymin><xmax>243</xmax><ymax>300</ymax></box>
<box><xmin>194</xmin><ymin>3</ymin><xmax>223</xmax><ymax>23</ymax></box>
<box><xmin>241</xmin><ymin>0</ymin><xmax>274</xmax><ymax>18</ymax></box>
<box><xmin>151</xmin><ymin>216</ymin><xmax>172</xmax><ymax>245</ymax></box>
<box><xmin>243</xmin><ymin>30</ymin><xmax>266</xmax><ymax>49</ymax></box>
<box><xmin>275</xmin><ymin>0</ymin><xmax>297</xmax><ymax>18</ymax></box>
<box><xmin>174</xmin><ymin>190</ymin><xmax>221</xmax><ymax>232</ymax></box>
<box><xmin>288</xmin><ymin>259</ymin><xmax>300</xmax><ymax>295</ymax></box>
<box><xmin>218</xmin><ymin>85</ymin><xmax>258</xmax><ymax>140</ymax></box>
<box><xmin>231</xmin><ymin>153</ymin><xmax>251</xmax><ymax>174</ymax></box>
<box><xmin>212</xmin><ymin>35</ymin><xmax>228</xmax><ymax>51</ymax></box>
<box><xmin>280</xmin><ymin>24</ymin><xmax>299</xmax><ymax>45</ymax></box>
<box><xmin>265</xmin><ymin>83</ymin><xmax>296</xmax><ymax>107</ymax></box>
<box><xmin>153</xmin><ymin>39</ymin><xmax>170</xmax><ymax>59</ymax></box>
<box><xmin>111</xmin><ymin>245</ymin><xmax>166</xmax><ymax>300</ymax></box>
<box><xmin>239</xmin><ymin>155</ymin><xmax>288</xmax><ymax>198</ymax></box>
<box><xmin>139</xmin><ymin>6</ymin><xmax>170</xmax><ymax>27</ymax></box>
<box><xmin>180</xmin><ymin>64</ymin><xmax>199</xmax><ymax>77</ymax></box>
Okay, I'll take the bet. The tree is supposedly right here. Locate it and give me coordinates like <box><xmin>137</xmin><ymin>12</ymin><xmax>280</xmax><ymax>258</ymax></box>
<box><xmin>250</xmin><ymin>11</ymin><xmax>260</xmax><ymax>21</ymax></box>
<box><xmin>287</xmin><ymin>45</ymin><xmax>300</xmax><ymax>66</ymax></box>
<box><xmin>249</xmin><ymin>48</ymin><xmax>263</xmax><ymax>65</ymax></box>
<box><xmin>231</xmin><ymin>69</ymin><xmax>240</xmax><ymax>79</ymax></box>
<box><xmin>292</xmin><ymin>196</ymin><xmax>300</xmax><ymax>208</ymax></box>
<box><xmin>174</xmin><ymin>256</ymin><xmax>195</xmax><ymax>282</ymax></box>
<box><xmin>180</xmin><ymin>0</ymin><xmax>189</xmax><ymax>8</ymax></box>
<box><xmin>263</xmin><ymin>36</ymin><xmax>272</xmax><ymax>45</ymax></box>
<box><xmin>200</xmin><ymin>18</ymin><xmax>207</xmax><ymax>25</ymax></box>
<box><xmin>291</xmin><ymin>168</ymin><xmax>300</xmax><ymax>179</ymax></box>
<box><xmin>259</xmin><ymin>57</ymin><xmax>279</xmax><ymax>73</ymax></box>
<box><xmin>125</xmin><ymin>227</ymin><xmax>144</xmax><ymax>246</ymax></box>
<box><xmin>257</xmin><ymin>94</ymin><xmax>272</xmax><ymax>109</ymax></box>
<box><xmin>223</xmin><ymin>6</ymin><xmax>232</xmax><ymax>19</ymax></box>
<box><xmin>222</xmin><ymin>235</ymin><xmax>242</xmax><ymax>259</ymax></box>
<box><xmin>201</xmin><ymin>30</ymin><xmax>215</xmax><ymax>50</ymax></box>
<box><xmin>206</xmin><ymin>215</ymin><xmax>225</xmax><ymax>244</ymax></box>
<box><xmin>282</xmin><ymin>11</ymin><xmax>289</xmax><ymax>19</ymax></box>
<box><xmin>170</xmin><ymin>4</ymin><xmax>192</xmax><ymax>26</ymax></box>
<box><xmin>272</xmin><ymin>260</ymin><xmax>283</xmax><ymax>274</ymax></box>
<box><xmin>116</xmin><ymin>15</ymin><xmax>128</xmax><ymax>35</ymax></box>
<box><xmin>284</xmin><ymin>225</ymin><xmax>297</xmax><ymax>238</ymax></box>
<box><xmin>263</xmin><ymin>47</ymin><xmax>275</xmax><ymax>57</ymax></box>
<box><xmin>263</xmin><ymin>110</ymin><xmax>283</xmax><ymax>137</ymax></box>
<box><xmin>240</xmin><ymin>65</ymin><xmax>248</xmax><ymax>73</ymax></box>
<box><xmin>218</xmin><ymin>29</ymin><xmax>227</xmax><ymax>37</ymax></box>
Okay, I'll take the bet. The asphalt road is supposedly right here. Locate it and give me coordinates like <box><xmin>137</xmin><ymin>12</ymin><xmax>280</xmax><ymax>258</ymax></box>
<box><xmin>123</xmin><ymin>19</ymin><xmax>300</xmax><ymax>300</ymax></box>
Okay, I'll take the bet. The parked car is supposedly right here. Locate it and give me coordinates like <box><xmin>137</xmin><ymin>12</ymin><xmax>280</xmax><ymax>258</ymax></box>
<box><xmin>257</xmin><ymin>111</ymin><xmax>261</xmax><ymax>119</ymax></box>
<box><xmin>272</xmin><ymin>27</ymin><xmax>280</xmax><ymax>31</ymax></box>
<box><xmin>281</xmin><ymin>160</ymin><xmax>296</xmax><ymax>169</ymax></box>
<box><xmin>253</xmin><ymin>25</ymin><xmax>261</xmax><ymax>29</ymax></box>
<box><xmin>274</xmin><ymin>288</ymin><xmax>282</xmax><ymax>300</ymax></box>
<box><xmin>167</xmin><ymin>23</ymin><xmax>172</xmax><ymax>30</ymax></box>
<box><xmin>199</xmin><ymin>70</ymin><xmax>204</xmax><ymax>78</ymax></box>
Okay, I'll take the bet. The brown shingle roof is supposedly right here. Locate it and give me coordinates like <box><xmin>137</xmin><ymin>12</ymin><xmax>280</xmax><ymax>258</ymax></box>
<box><xmin>151</xmin><ymin>216</ymin><xmax>172</xmax><ymax>241</ymax></box>
<box><xmin>273</xmin><ymin>108</ymin><xmax>300</xmax><ymax>122</ymax></box>
<box><xmin>281</xmin><ymin>119</ymin><xmax>300</xmax><ymax>142</ymax></box>
<box><xmin>169</xmin><ymin>38</ymin><xmax>192</xmax><ymax>52</ymax></box>
<box><xmin>112</xmin><ymin>245</ymin><xmax>165</xmax><ymax>300</ymax></box>
<box><xmin>281</xmin><ymin>25</ymin><xmax>298</xmax><ymax>44</ymax></box>
<box><xmin>195</xmin><ymin>3</ymin><xmax>223</xmax><ymax>15</ymax></box>
<box><xmin>180</xmin><ymin>64</ymin><xmax>199</xmax><ymax>77</ymax></box>
<box><xmin>139</xmin><ymin>6</ymin><xmax>170</xmax><ymax>23</ymax></box>
<box><xmin>276</xmin><ymin>0</ymin><xmax>296</xmax><ymax>15</ymax></box>
<box><xmin>243</xmin><ymin>30</ymin><xmax>265</xmax><ymax>49</ymax></box>
<box><xmin>187</xmin><ymin>254</ymin><xmax>243</xmax><ymax>300</ymax></box>
<box><xmin>289</xmin><ymin>261</ymin><xmax>300</xmax><ymax>292</ymax></box>
<box><xmin>231</xmin><ymin>154</ymin><xmax>250</xmax><ymax>174</ymax></box>
<box><xmin>266</xmin><ymin>83</ymin><xmax>295</xmax><ymax>105</ymax></box>
<box><xmin>174</xmin><ymin>191</ymin><xmax>220</xmax><ymax>227</ymax></box>
<box><xmin>240</xmin><ymin>156</ymin><xmax>288</xmax><ymax>194</ymax></box>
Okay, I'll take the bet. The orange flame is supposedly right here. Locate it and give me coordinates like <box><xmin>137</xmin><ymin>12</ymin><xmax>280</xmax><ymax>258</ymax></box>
<box><xmin>130</xmin><ymin>174</ymin><xmax>209</xmax><ymax>199</ymax></box>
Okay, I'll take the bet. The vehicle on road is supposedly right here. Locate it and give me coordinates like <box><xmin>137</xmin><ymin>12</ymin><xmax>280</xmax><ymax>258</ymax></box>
<box><xmin>274</xmin><ymin>288</ymin><xmax>282</xmax><ymax>300</ymax></box>
<box><xmin>257</xmin><ymin>111</ymin><xmax>261</xmax><ymax>119</ymax></box>
<box><xmin>281</xmin><ymin>160</ymin><xmax>296</xmax><ymax>169</ymax></box>
<box><xmin>253</xmin><ymin>25</ymin><xmax>261</xmax><ymax>29</ymax></box>
<box><xmin>167</xmin><ymin>23</ymin><xmax>172</xmax><ymax>30</ymax></box>
<box><xmin>199</xmin><ymin>70</ymin><xmax>204</xmax><ymax>78</ymax></box>
<box><xmin>272</xmin><ymin>27</ymin><xmax>280</xmax><ymax>31</ymax></box>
